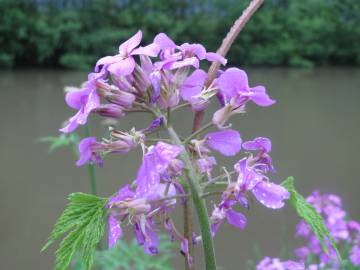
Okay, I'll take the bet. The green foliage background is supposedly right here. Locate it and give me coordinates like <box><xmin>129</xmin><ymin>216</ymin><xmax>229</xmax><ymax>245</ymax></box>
<box><xmin>1</xmin><ymin>0</ymin><xmax>359</xmax><ymax>69</ymax></box>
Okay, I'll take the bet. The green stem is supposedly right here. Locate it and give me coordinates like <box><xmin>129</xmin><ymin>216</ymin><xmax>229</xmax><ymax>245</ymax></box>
<box><xmin>166</xmin><ymin>125</ymin><xmax>217</xmax><ymax>270</ymax></box>
<box><xmin>84</xmin><ymin>124</ymin><xmax>97</xmax><ymax>196</ymax></box>
<box><xmin>184</xmin><ymin>122</ymin><xmax>213</xmax><ymax>145</ymax></box>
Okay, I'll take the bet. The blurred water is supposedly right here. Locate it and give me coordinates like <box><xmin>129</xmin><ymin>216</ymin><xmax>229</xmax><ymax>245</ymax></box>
<box><xmin>0</xmin><ymin>68</ymin><xmax>359</xmax><ymax>269</ymax></box>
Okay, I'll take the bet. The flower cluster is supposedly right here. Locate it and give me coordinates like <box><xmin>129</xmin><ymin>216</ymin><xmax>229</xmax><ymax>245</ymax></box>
<box><xmin>59</xmin><ymin>31</ymin><xmax>287</xmax><ymax>265</ymax></box>
<box><xmin>256</xmin><ymin>191</ymin><xmax>360</xmax><ymax>270</ymax></box>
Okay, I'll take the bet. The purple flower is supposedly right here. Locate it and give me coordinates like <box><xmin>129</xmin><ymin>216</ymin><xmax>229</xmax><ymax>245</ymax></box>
<box><xmin>217</xmin><ymin>68</ymin><xmax>275</xmax><ymax>107</ymax></box>
<box><xmin>197</xmin><ymin>156</ymin><xmax>217</xmax><ymax>179</ymax></box>
<box><xmin>205</xmin><ymin>129</ymin><xmax>242</xmax><ymax>156</ymax></box>
<box><xmin>76</xmin><ymin>137</ymin><xmax>105</xmax><ymax>167</ymax></box>
<box><xmin>256</xmin><ymin>257</ymin><xmax>304</xmax><ymax>270</ymax></box>
<box><xmin>210</xmin><ymin>199</ymin><xmax>247</xmax><ymax>236</ymax></box>
<box><xmin>350</xmin><ymin>245</ymin><xmax>360</xmax><ymax>266</ymax></box>
<box><xmin>234</xmin><ymin>158</ymin><xmax>289</xmax><ymax>209</ymax></box>
<box><xmin>154</xmin><ymin>33</ymin><xmax>226</xmax><ymax>70</ymax></box>
<box><xmin>180</xmin><ymin>69</ymin><xmax>208</xmax><ymax>111</ymax></box>
<box><xmin>95</xmin><ymin>30</ymin><xmax>159</xmax><ymax>76</ymax></box>
<box><xmin>213</xmin><ymin>68</ymin><xmax>275</xmax><ymax>128</ymax></box>
<box><xmin>60</xmin><ymin>72</ymin><xmax>106</xmax><ymax>133</ymax></box>
<box><xmin>243</xmin><ymin>137</ymin><xmax>274</xmax><ymax>173</ymax></box>
<box><xmin>135</xmin><ymin>142</ymin><xmax>183</xmax><ymax>196</ymax></box>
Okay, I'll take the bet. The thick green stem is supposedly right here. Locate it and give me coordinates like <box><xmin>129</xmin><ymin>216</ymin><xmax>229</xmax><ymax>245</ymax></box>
<box><xmin>84</xmin><ymin>124</ymin><xmax>97</xmax><ymax>196</ymax></box>
<box><xmin>166</xmin><ymin>125</ymin><xmax>217</xmax><ymax>270</ymax></box>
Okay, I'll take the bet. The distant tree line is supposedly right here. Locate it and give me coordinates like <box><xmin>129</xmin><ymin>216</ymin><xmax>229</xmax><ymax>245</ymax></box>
<box><xmin>1</xmin><ymin>0</ymin><xmax>359</xmax><ymax>69</ymax></box>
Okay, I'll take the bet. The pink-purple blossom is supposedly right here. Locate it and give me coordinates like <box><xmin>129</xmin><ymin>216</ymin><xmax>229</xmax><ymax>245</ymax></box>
<box><xmin>95</xmin><ymin>30</ymin><xmax>159</xmax><ymax>76</ymax></box>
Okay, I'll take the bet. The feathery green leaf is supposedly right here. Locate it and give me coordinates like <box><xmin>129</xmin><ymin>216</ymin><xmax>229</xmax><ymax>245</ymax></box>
<box><xmin>281</xmin><ymin>176</ymin><xmax>341</xmax><ymax>261</ymax></box>
<box><xmin>42</xmin><ymin>192</ymin><xmax>107</xmax><ymax>270</ymax></box>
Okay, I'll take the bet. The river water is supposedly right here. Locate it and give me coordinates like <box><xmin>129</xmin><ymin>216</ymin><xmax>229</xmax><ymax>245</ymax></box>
<box><xmin>0</xmin><ymin>68</ymin><xmax>359</xmax><ymax>269</ymax></box>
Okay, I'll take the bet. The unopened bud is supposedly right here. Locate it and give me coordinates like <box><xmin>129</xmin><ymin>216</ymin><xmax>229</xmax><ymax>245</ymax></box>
<box><xmin>94</xmin><ymin>104</ymin><xmax>125</xmax><ymax>119</ymax></box>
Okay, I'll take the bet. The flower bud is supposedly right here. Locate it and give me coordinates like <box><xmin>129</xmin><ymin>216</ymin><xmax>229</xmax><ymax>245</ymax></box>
<box><xmin>105</xmin><ymin>91</ymin><xmax>135</xmax><ymax>109</ymax></box>
<box><xmin>94</xmin><ymin>104</ymin><xmax>125</xmax><ymax>119</ymax></box>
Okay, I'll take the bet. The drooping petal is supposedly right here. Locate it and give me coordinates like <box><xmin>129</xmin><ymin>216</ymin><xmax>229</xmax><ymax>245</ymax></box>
<box><xmin>250</xmin><ymin>86</ymin><xmax>276</xmax><ymax>107</ymax></box>
<box><xmin>119</xmin><ymin>30</ymin><xmax>142</xmax><ymax>55</ymax></box>
<box><xmin>108</xmin><ymin>57</ymin><xmax>136</xmax><ymax>76</ymax></box>
<box><xmin>225</xmin><ymin>209</ymin><xmax>247</xmax><ymax>230</ymax></box>
<box><xmin>217</xmin><ymin>68</ymin><xmax>249</xmax><ymax>99</ymax></box>
<box><xmin>180</xmin><ymin>239</ymin><xmax>193</xmax><ymax>267</ymax></box>
<box><xmin>142</xmin><ymin>218</ymin><xmax>159</xmax><ymax>255</ymax></box>
<box><xmin>205</xmin><ymin>52</ymin><xmax>227</xmax><ymax>65</ymax></box>
<box><xmin>205</xmin><ymin>129</ymin><xmax>242</xmax><ymax>156</ymax></box>
<box><xmin>131</xmin><ymin>43</ymin><xmax>160</xmax><ymax>57</ymax></box>
<box><xmin>154</xmin><ymin>33</ymin><xmax>177</xmax><ymax>49</ymax></box>
<box><xmin>252</xmin><ymin>181</ymin><xmax>290</xmax><ymax>209</ymax></box>
<box><xmin>108</xmin><ymin>215</ymin><xmax>122</xmax><ymax>248</ymax></box>
<box><xmin>59</xmin><ymin>110</ymin><xmax>82</xmax><ymax>133</ymax></box>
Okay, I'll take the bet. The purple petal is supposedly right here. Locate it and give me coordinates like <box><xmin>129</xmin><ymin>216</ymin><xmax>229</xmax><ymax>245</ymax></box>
<box><xmin>181</xmin><ymin>239</ymin><xmax>193</xmax><ymax>267</ymax></box>
<box><xmin>167</xmin><ymin>57</ymin><xmax>199</xmax><ymax>70</ymax></box>
<box><xmin>108</xmin><ymin>57</ymin><xmax>136</xmax><ymax>76</ymax></box>
<box><xmin>197</xmin><ymin>156</ymin><xmax>217</xmax><ymax>174</ymax></box>
<box><xmin>108</xmin><ymin>215</ymin><xmax>122</xmax><ymax>248</ymax></box>
<box><xmin>180</xmin><ymin>69</ymin><xmax>206</xmax><ymax>101</ymax></box>
<box><xmin>250</xmin><ymin>86</ymin><xmax>276</xmax><ymax>107</ymax></box>
<box><xmin>108</xmin><ymin>184</ymin><xmax>135</xmax><ymax>205</ymax></box>
<box><xmin>143</xmin><ymin>218</ymin><xmax>159</xmax><ymax>255</ymax></box>
<box><xmin>64</xmin><ymin>87</ymin><xmax>90</xmax><ymax>109</ymax></box>
<box><xmin>217</xmin><ymin>68</ymin><xmax>249</xmax><ymax>99</ymax></box>
<box><xmin>180</xmin><ymin>43</ymin><xmax>206</xmax><ymax>59</ymax></box>
<box><xmin>205</xmin><ymin>129</ymin><xmax>242</xmax><ymax>156</ymax></box>
<box><xmin>154</xmin><ymin>33</ymin><xmax>177</xmax><ymax>49</ymax></box>
<box><xmin>59</xmin><ymin>111</ymin><xmax>81</xmax><ymax>133</ymax></box>
<box><xmin>131</xmin><ymin>43</ymin><xmax>160</xmax><ymax>57</ymax></box>
<box><xmin>242</xmin><ymin>137</ymin><xmax>272</xmax><ymax>153</ymax></box>
<box><xmin>76</xmin><ymin>137</ymin><xmax>97</xmax><ymax>166</ymax></box>
<box><xmin>350</xmin><ymin>245</ymin><xmax>360</xmax><ymax>266</ymax></box>
<box><xmin>205</xmin><ymin>52</ymin><xmax>227</xmax><ymax>65</ymax></box>
<box><xmin>282</xmin><ymin>260</ymin><xmax>305</xmax><ymax>270</ymax></box>
<box><xmin>95</xmin><ymin>55</ymin><xmax>117</xmax><ymax>73</ymax></box>
<box><xmin>119</xmin><ymin>30</ymin><xmax>142</xmax><ymax>55</ymax></box>
<box><xmin>226</xmin><ymin>209</ymin><xmax>247</xmax><ymax>230</ymax></box>
<box><xmin>252</xmin><ymin>181</ymin><xmax>290</xmax><ymax>209</ymax></box>
<box><xmin>149</xmin><ymin>71</ymin><xmax>161</xmax><ymax>102</ymax></box>
<box><xmin>135</xmin><ymin>142</ymin><xmax>183</xmax><ymax>195</ymax></box>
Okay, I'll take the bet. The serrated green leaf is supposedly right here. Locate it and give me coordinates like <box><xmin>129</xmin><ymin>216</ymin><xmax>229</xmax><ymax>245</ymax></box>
<box><xmin>72</xmin><ymin>235</ymin><xmax>175</xmax><ymax>270</ymax></box>
<box><xmin>281</xmin><ymin>176</ymin><xmax>341</xmax><ymax>261</ymax></box>
<box><xmin>38</xmin><ymin>134</ymin><xmax>80</xmax><ymax>154</ymax></box>
<box><xmin>42</xmin><ymin>192</ymin><xmax>107</xmax><ymax>270</ymax></box>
